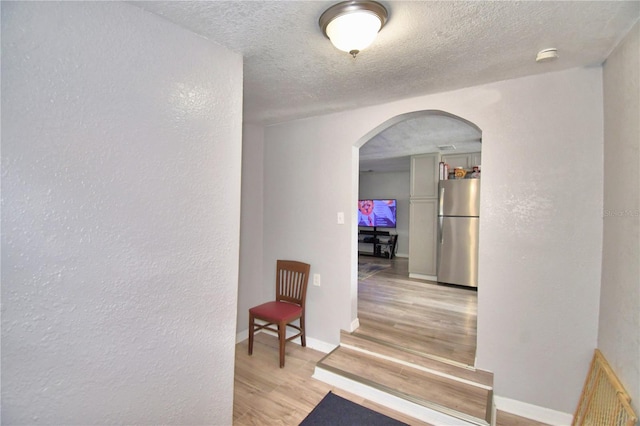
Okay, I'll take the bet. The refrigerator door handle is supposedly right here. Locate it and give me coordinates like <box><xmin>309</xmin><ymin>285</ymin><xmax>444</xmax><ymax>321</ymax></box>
<box><xmin>436</xmin><ymin>216</ymin><xmax>443</xmax><ymax>278</ymax></box>
<box><xmin>438</xmin><ymin>185</ymin><xmax>445</xmax><ymax>216</ymax></box>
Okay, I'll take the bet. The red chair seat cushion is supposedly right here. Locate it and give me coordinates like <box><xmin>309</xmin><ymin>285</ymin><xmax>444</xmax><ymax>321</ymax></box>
<box><xmin>250</xmin><ymin>301</ymin><xmax>302</xmax><ymax>322</ymax></box>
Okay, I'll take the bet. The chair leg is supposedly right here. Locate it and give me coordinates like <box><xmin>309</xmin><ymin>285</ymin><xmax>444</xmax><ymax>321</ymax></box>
<box><xmin>248</xmin><ymin>313</ymin><xmax>254</xmax><ymax>356</ymax></box>
<box><xmin>300</xmin><ymin>316</ymin><xmax>306</xmax><ymax>347</ymax></box>
<box><xmin>278</xmin><ymin>322</ymin><xmax>286</xmax><ymax>368</ymax></box>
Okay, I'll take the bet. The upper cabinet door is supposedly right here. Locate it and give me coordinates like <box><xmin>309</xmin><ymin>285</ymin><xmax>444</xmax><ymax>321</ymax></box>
<box><xmin>441</xmin><ymin>152</ymin><xmax>482</xmax><ymax>170</ymax></box>
<box><xmin>470</xmin><ymin>152</ymin><xmax>482</xmax><ymax>168</ymax></box>
<box><xmin>410</xmin><ymin>153</ymin><xmax>440</xmax><ymax>198</ymax></box>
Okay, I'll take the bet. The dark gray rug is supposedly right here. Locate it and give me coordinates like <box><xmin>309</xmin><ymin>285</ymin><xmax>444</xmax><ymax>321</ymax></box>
<box><xmin>299</xmin><ymin>391</ymin><xmax>408</xmax><ymax>426</ymax></box>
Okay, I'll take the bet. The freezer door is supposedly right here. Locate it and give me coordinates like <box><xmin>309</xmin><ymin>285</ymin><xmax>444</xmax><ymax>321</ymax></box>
<box><xmin>438</xmin><ymin>179</ymin><xmax>480</xmax><ymax>217</ymax></box>
<box><xmin>437</xmin><ymin>216</ymin><xmax>479</xmax><ymax>287</ymax></box>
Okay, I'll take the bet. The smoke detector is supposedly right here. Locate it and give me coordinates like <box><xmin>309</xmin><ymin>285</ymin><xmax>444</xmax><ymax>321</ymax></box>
<box><xmin>536</xmin><ymin>48</ymin><xmax>559</xmax><ymax>63</ymax></box>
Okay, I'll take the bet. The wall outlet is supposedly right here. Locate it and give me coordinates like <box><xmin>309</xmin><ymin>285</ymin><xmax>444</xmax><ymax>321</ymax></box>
<box><xmin>313</xmin><ymin>273</ymin><xmax>321</xmax><ymax>287</ymax></box>
<box><xmin>337</xmin><ymin>212</ymin><xmax>344</xmax><ymax>224</ymax></box>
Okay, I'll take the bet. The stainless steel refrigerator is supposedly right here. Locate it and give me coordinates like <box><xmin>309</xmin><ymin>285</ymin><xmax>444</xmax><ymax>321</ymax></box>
<box><xmin>437</xmin><ymin>179</ymin><xmax>480</xmax><ymax>288</ymax></box>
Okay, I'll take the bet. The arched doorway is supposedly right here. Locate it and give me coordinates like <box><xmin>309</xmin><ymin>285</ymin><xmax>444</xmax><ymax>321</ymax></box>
<box><xmin>353</xmin><ymin>110</ymin><xmax>482</xmax><ymax>366</ymax></box>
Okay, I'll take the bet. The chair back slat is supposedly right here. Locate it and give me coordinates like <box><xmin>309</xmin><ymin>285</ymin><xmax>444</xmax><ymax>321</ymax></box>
<box><xmin>276</xmin><ymin>260</ymin><xmax>310</xmax><ymax>307</ymax></box>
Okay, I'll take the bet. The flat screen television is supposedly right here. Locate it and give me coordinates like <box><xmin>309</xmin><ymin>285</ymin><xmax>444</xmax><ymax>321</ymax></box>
<box><xmin>357</xmin><ymin>199</ymin><xmax>397</xmax><ymax>228</ymax></box>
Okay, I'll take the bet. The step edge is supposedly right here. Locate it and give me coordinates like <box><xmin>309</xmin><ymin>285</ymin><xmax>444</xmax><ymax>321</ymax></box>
<box><xmin>345</xmin><ymin>331</ymin><xmax>477</xmax><ymax>370</ymax></box>
<box><xmin>341</xmin><ymin>332</ymin><xmax>493</xmax><ymax>384</ymax></box>
<box><xmin>316</xmin><ymin>360</ymin><xmax>491</xmax><ymax>426</ymax></box>
<box><xmin>340</xmin><ymin>343</ymin><xmax>493</xmax><ymax>392</ymax></box>
<box><xmin>322</xmin><ymin>346</ymin><xmax>492</xmax><ymax>422</ymax></box>
<box><xmin>313</xmin><ymin>366</ymin><xmax>481</xmax><ymax>426</ymax></box>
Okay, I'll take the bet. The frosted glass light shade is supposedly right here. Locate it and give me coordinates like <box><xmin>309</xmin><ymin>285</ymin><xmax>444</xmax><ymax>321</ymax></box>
<box><xmin>319</xmin><ymin>1</ymin><xmax>388</xmax><ymax>57</ymax></box>
<box><xmin>325</xmin><ymin>11</ymin><xmax>382</xmax><ymax>54</ymax></box>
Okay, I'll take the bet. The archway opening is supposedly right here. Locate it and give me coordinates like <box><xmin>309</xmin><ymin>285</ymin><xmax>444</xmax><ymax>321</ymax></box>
<box><xmin>353</xmin><ymin>110</ymin><xmax>482</xmax><ymax>366</ymax></box>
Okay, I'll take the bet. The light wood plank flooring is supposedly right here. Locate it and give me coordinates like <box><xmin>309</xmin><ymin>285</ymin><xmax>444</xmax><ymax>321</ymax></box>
<box><xmin>233</xmin><ymin>333</ymin><xmax>433</xmax><ymax>425</ymax></box>
<box><xmin>233</xmin><ymin>257</ymin><xmax>549</xmax><ymax>425</ymax></box>
<box><xmin>356</xmin><ymin>256</ymin><xmax>478</xmax><ymax>366</ymax></box>
<box><xmin>233</xmin><ymin>334</ymin><xmax>548</xmax><ymax>425</ymax></box>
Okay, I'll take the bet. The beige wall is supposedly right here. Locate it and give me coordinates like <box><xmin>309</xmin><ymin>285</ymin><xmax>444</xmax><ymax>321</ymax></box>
<box><xmin>257</xmin><ymin>67</ymin><xmax>603</xmax><ymax>417</ymax></box>
<box><xmin>237</xmin><ymin>124</ymin><xmax>266</xmax><ymax>335</ymax></box>
<box><xmin>600</xmin><ymin>19</ymin><xmax>640</xmax><ymax>414</ymax></box>
<box><xmin>1</xmin><ymin>2</ymin><xmax>243</xmax><ymax>423</ymax></box>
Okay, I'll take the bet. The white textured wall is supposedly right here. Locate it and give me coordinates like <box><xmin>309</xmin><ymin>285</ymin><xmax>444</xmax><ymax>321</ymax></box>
<box><xmin>600</xmin><ymin>20</ymin><xmax>640</xmax><ymax>414</ymax></box>
<box><xmin>237</xmin><ymin>124</ymin><xmax>265</xmax><ymax>335</ymax></box>
<box><xmin>261</xmin><ymin>67</ymin><xmax>603</xmax><ymax>414</ymax></box>
<box><xmin>475</xmin><ymin>68</ymin><xmax>603</xmax><ymax>417</ymax></box>
<box><xmin>1</xmin><ymin>2</ymin><xmax>242</xmax><ymax>424</ymax></box>
<box><xmin>358</xmin><ymin>172</ymin><xmax>410</xmax><ymax>257</ymax></box>
<box><xmin>264</xmin><ymin>116</ymin><xmax>360</xmax><ymax>344</ymax></box>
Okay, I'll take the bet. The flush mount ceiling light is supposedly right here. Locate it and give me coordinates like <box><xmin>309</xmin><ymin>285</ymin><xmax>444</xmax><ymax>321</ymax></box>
<box><xmin>319</xmin><ymin>0</ymin><xmax>388</xmax><ymax>58</ymax></box>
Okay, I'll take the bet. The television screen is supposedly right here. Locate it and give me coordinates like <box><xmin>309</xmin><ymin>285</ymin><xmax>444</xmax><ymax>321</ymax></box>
<box><xmin>357</xmin><ymin>199</ymin><xmax>397</xmax><ymax>228</ymax></box>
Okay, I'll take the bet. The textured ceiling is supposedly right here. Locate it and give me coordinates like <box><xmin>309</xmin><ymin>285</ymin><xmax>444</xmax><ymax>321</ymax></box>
<box><xmin>131</xmin><ymin>1</ymin><xmax>639</xmax><ymax>170</ymax></box>
<box><xmin>359</xmin><ymin>112</ymin><xmax>482</xmax><ymax>172</ymax></box>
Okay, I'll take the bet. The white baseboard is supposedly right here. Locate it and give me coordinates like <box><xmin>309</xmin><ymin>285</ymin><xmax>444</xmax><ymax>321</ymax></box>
<box><xmin>395</xmin><ymin>253</ymin><xmax>409</xmax><ymax>258</ymax></box>
<box><xmin>236</xmin><ymin>328</ymin><xmax>336</xmax><ymax>354</ymax></box>
<box><xmin>493</xmin><ymin>395</ymin><xmax>573</xmax><ymax>426</ymax></box>
<box><xmin>307</xmin><ymin>337</ymin><xmax>338</xmax><ymax>353</ymax></box>
<box><xmin>236</xmin><ymin>330</ymin><xmax>248</xmax><ymax>344</ymax></box>
<box><xmin>350</xmin><ymin>318</ymin><xmax>360</xmax><ymax>332</ymax></box>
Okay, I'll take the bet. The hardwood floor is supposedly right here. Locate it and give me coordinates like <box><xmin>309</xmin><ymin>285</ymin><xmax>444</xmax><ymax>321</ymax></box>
<box><xmin>496</xmin><ymin>410</ymin><xmax>552</xmax><ymax>426</ymax></box>
<box><xmin>233</xmin><ymin>332</ymin><xmax>433</xmax><ymax>425</ymax></box>
<box><xmin>356</xmin><ymin>256</ymin><xmax>478</xmax><ymax>366</ymax></box>
<box><xmin>232</xmin><ymin>257</ymin><xmax>549</xmax><ymax>425</ymax></box>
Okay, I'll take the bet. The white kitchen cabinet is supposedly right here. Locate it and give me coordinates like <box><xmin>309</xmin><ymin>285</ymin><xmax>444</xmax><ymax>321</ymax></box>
<box><xmin>410</xmin><ymin>153</ymin><xmax>440</xmax><ymax>198</ymax></box>
<box><xmin>409</xmin><ymin>153</ymin><xmax>439</xmax><ymax>278</ymax></box>
<box><xmin>408</xmin><ymin>199</ymin><xmax>438</xmax><ymax>277</ymax></box>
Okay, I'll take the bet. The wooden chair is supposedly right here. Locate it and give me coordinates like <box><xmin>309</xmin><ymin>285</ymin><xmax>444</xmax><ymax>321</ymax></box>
<box><xmin>248</xmin><ymin>260</ymin><xmax>311</xmax><ymax>368</ymax></box>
